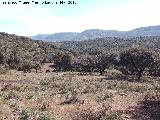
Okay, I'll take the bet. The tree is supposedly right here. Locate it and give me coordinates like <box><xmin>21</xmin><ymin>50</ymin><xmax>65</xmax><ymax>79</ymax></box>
<box><xmin>94</xmin><ymin>53</ymin><xmax>116</xmax><ymax>75</ymax></box>
<box><xmin>0</xmin><ymin>52</ymin><xmax>4</xmax><ymax>64</ymax></box>
<box><xmin>119</xmin><ymin>49</ymin><xmax>154</xmax><ymax>80</ymax></box>
<box><xmin>61</xmin><ymin>54</ymin><xmax>72</xmax><ymax>71</ymax></box>
<box><xmin>72</xmin><ymin>55</ymin><xmax>95</xmax><ymax>75</ymax></box>
<box><xmin>149</xmin><ymin>60</ymin><xmax>160</xmax><ymax>77</ymax></box>
<box><xmin>7</xmin><ymin>50</ymin><xmax>20</xmax><ymax>69</ymax></box>
<box><xmin>54</xmin><ymin>53</ymin><xmax>72</xmax><ymax>72</ymax></box>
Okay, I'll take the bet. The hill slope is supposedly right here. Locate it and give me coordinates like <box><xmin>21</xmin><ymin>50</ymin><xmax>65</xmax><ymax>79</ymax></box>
<box><xmin>0</xmin><ymin>32</ymin><xmax>73</xmax><ymax>69</ymax></box>
<box><xmin>32</xmin><ymin>25</ymin><xmax>160</xmax><ymax>41</ymax></box>
<box><xmin>53</xmin><ymin>36</ymin><xmax>160</xmax><ymax>54</ymax></box>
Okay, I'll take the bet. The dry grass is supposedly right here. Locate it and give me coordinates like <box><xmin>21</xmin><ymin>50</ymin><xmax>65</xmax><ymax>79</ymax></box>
<box><xmin>0</xmin><ymin>68</ymin><xmax>159</xmax><ymax>120</ymax></box>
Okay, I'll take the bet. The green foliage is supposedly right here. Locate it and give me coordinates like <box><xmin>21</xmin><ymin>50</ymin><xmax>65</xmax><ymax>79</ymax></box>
<box><xmin>53</xmin><ymin>36</ymin><xmax>160</xmax><ymax>55</ymax></box>
<box><xmin>1</xmin><ymin>32</ymin><xmax>160</xmax><ymax>80</ymax></box>
<box><xmin>149</xmin><ymin>59</ymin><xmax>160</xmax><ymax>77</ymax></box>
<box><xmin>0</xmin><ymin>52</ymin><xmax>4</xmax><ymax>64</ymax></box>
<box><xmin>21</xmin><ymin>109</ymin><xmax>30</xmax><ymax>120</ymax></box>
<box><xmin>119</xmin><ymin>48</ymin><xmax>154</xmax><ymax>80</ymax></box>
<box><xmin>0</xmin><ymin>32</ymin><xmax>73</xmax><ymax>72</ymax></box>
<box><xmin>53</xmin><ymin>53</ymin><xmax>72</xmax><ymax>72</ymax></box>
<box><xmin>26</xmin><ymin>92</ymin><xmax>35</xmax><ymax>99</ymax></box>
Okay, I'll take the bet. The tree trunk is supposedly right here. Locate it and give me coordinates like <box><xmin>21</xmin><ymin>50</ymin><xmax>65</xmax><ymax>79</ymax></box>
<box><xmin>100</xmin><ymin>65</ymin><xmax>106</xmax><ymax>75</ymax></box>
<box><xmin>137</xmin><ymin>71</ymin><xmax>142</xmax><ymax>80</ymax></box>
<box><xmin>100</xmin><ymin>70</ymin><xmax>103</xmax><ymax>75</ymax></box>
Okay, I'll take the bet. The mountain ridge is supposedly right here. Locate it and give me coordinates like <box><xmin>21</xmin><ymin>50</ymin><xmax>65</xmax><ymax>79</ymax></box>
<box><xmin>31</xmin><ymin>25</ymin><xmax>160</xmax><ymax>41</ymax></box>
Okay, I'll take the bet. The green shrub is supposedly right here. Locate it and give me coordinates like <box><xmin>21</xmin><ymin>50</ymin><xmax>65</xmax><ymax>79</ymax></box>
<box><xmin>26</xmin><ymin>92</ymin><xmax>35</xmax><ymax>99</ymax></box>
<box><xmin>20</xmin><ymin>109</ymin><xmax>30</xmax><ymax>120</ymax></box>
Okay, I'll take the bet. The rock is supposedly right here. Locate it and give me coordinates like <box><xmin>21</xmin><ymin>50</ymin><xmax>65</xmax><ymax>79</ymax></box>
<box><xmin>59</xmin><ymin>96</ymin><xmax>84</xmax><ymax>105</ymax></box>
<box><xmin>119</xmin><ymin>93</ymin><xmax>128</xmax><ymax>96</ymax></box>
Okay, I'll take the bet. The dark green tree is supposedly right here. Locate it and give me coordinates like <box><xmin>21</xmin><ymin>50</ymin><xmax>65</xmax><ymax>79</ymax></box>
<box><xmin>149</xmin><ymin>60</ymin><xmax>160</xmax><ymax>77</ymax></box>
<box><xmin>95</xmin><ymin>54</ymin><xmax>116</xmax><ymax>75</ymax></box>
<box><xmin>7</xmin><ymin>50</ymin><xmax>20</xmax><ymax>69</ymax></box>
<box><xmin>54</xmin><ymin>53</ymin><xmax>72</xmax><ymax>72</ymax></box>
<box><xmin>119</xmin><ymin>48</ymin><xmax>154</xmax><ymax>80</ymax></box>
<box><xmin>0</xmin><ymin>52</ymin><xmax>4</xmax><ymax>64</ymax></box>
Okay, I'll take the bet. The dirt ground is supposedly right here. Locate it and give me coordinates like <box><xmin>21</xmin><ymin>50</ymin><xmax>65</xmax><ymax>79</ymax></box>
<box><xmin>0</xmin><ymin>64</ymin><xmax>159</xmax><ymax>120</ymax></box>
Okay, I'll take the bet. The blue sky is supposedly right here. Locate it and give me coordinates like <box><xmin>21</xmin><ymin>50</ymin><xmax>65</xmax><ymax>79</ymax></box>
<box><xmin>0</xmin><ymin>0</ymin><xmax>160</xmax><ymax>36</ymax></box>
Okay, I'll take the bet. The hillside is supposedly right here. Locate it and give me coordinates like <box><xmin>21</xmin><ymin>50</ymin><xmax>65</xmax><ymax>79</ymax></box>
<box><xmin>0</xmin><ymin>32</ymin><xmax>160</xmax><ymax>120</ymax></box>
<box><xmin>0</xmin><ymin>32</ymin><xmax>73</xmax><ymax>71</ymax></box>
<box><xmin>32</xmin><ymin>25</ymin><xmax>160</xmax><ymax>41</ymax></box>
<box><xmin>53</xmin><ymin>36</ymin><xmax>160</xmax><ymax>54</ymax></box>
<box><xmin>128</xmin><ymin>25</ymin><xmax>160</xmax><ymax>36</ymax></box>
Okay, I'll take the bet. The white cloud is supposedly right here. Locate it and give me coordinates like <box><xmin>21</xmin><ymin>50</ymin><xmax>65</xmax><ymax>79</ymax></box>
<box><xmin>82</xmin><ymin>0</ymin><xmax>160</xmax><ymax>31</ymax></box>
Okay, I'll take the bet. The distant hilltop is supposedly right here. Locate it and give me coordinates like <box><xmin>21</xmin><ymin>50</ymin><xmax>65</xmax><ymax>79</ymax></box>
<box><xmin>31</xmin><ymin>25</ymin><xmax>160</xmax><ymax>42</ymax></box>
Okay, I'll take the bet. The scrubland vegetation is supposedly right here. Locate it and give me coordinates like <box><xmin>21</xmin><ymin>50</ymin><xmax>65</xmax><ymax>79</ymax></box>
<box><xmin>0</xmin><ymin>32</ymin><xmax>160</xmax><ymax>120</ymax></box>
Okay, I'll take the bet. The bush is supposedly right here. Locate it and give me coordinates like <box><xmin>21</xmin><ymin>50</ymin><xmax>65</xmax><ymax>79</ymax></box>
<box><xmin>20</xmin><ymin>109</ymin><xmax>30</xmax><ymax>120</ymax></box>
<box><xmin>149</xmin><ymin>60</ymin><xmax>160</xmax><ymax>77</ymax></box>
<box><xmin>0</xmin><ymin>65</ymin><xmax>9</xmax><ymax>74</ymax></box>
<box><xmin>26</xmin><ymin>92</ymin><xmax>35</xmax><ymax>99</ymax></box>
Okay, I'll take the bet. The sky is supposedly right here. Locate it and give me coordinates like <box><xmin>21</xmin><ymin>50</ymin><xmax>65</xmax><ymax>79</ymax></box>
<box><xmin>0</xmin><ymin>0</ymin><xmax>160</xmax><ymax>36</ymax></box>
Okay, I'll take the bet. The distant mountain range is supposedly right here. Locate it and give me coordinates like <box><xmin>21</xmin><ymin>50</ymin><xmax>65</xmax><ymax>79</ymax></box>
<box><xmin>31</xmin><ymin>25</ymin><xmax>160</xmax><ymax>41</ymax></box>
<box><xmin>32</xmin><ymin>32</ymin><xmax>79</xmax><ymax>41</ymax></box>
